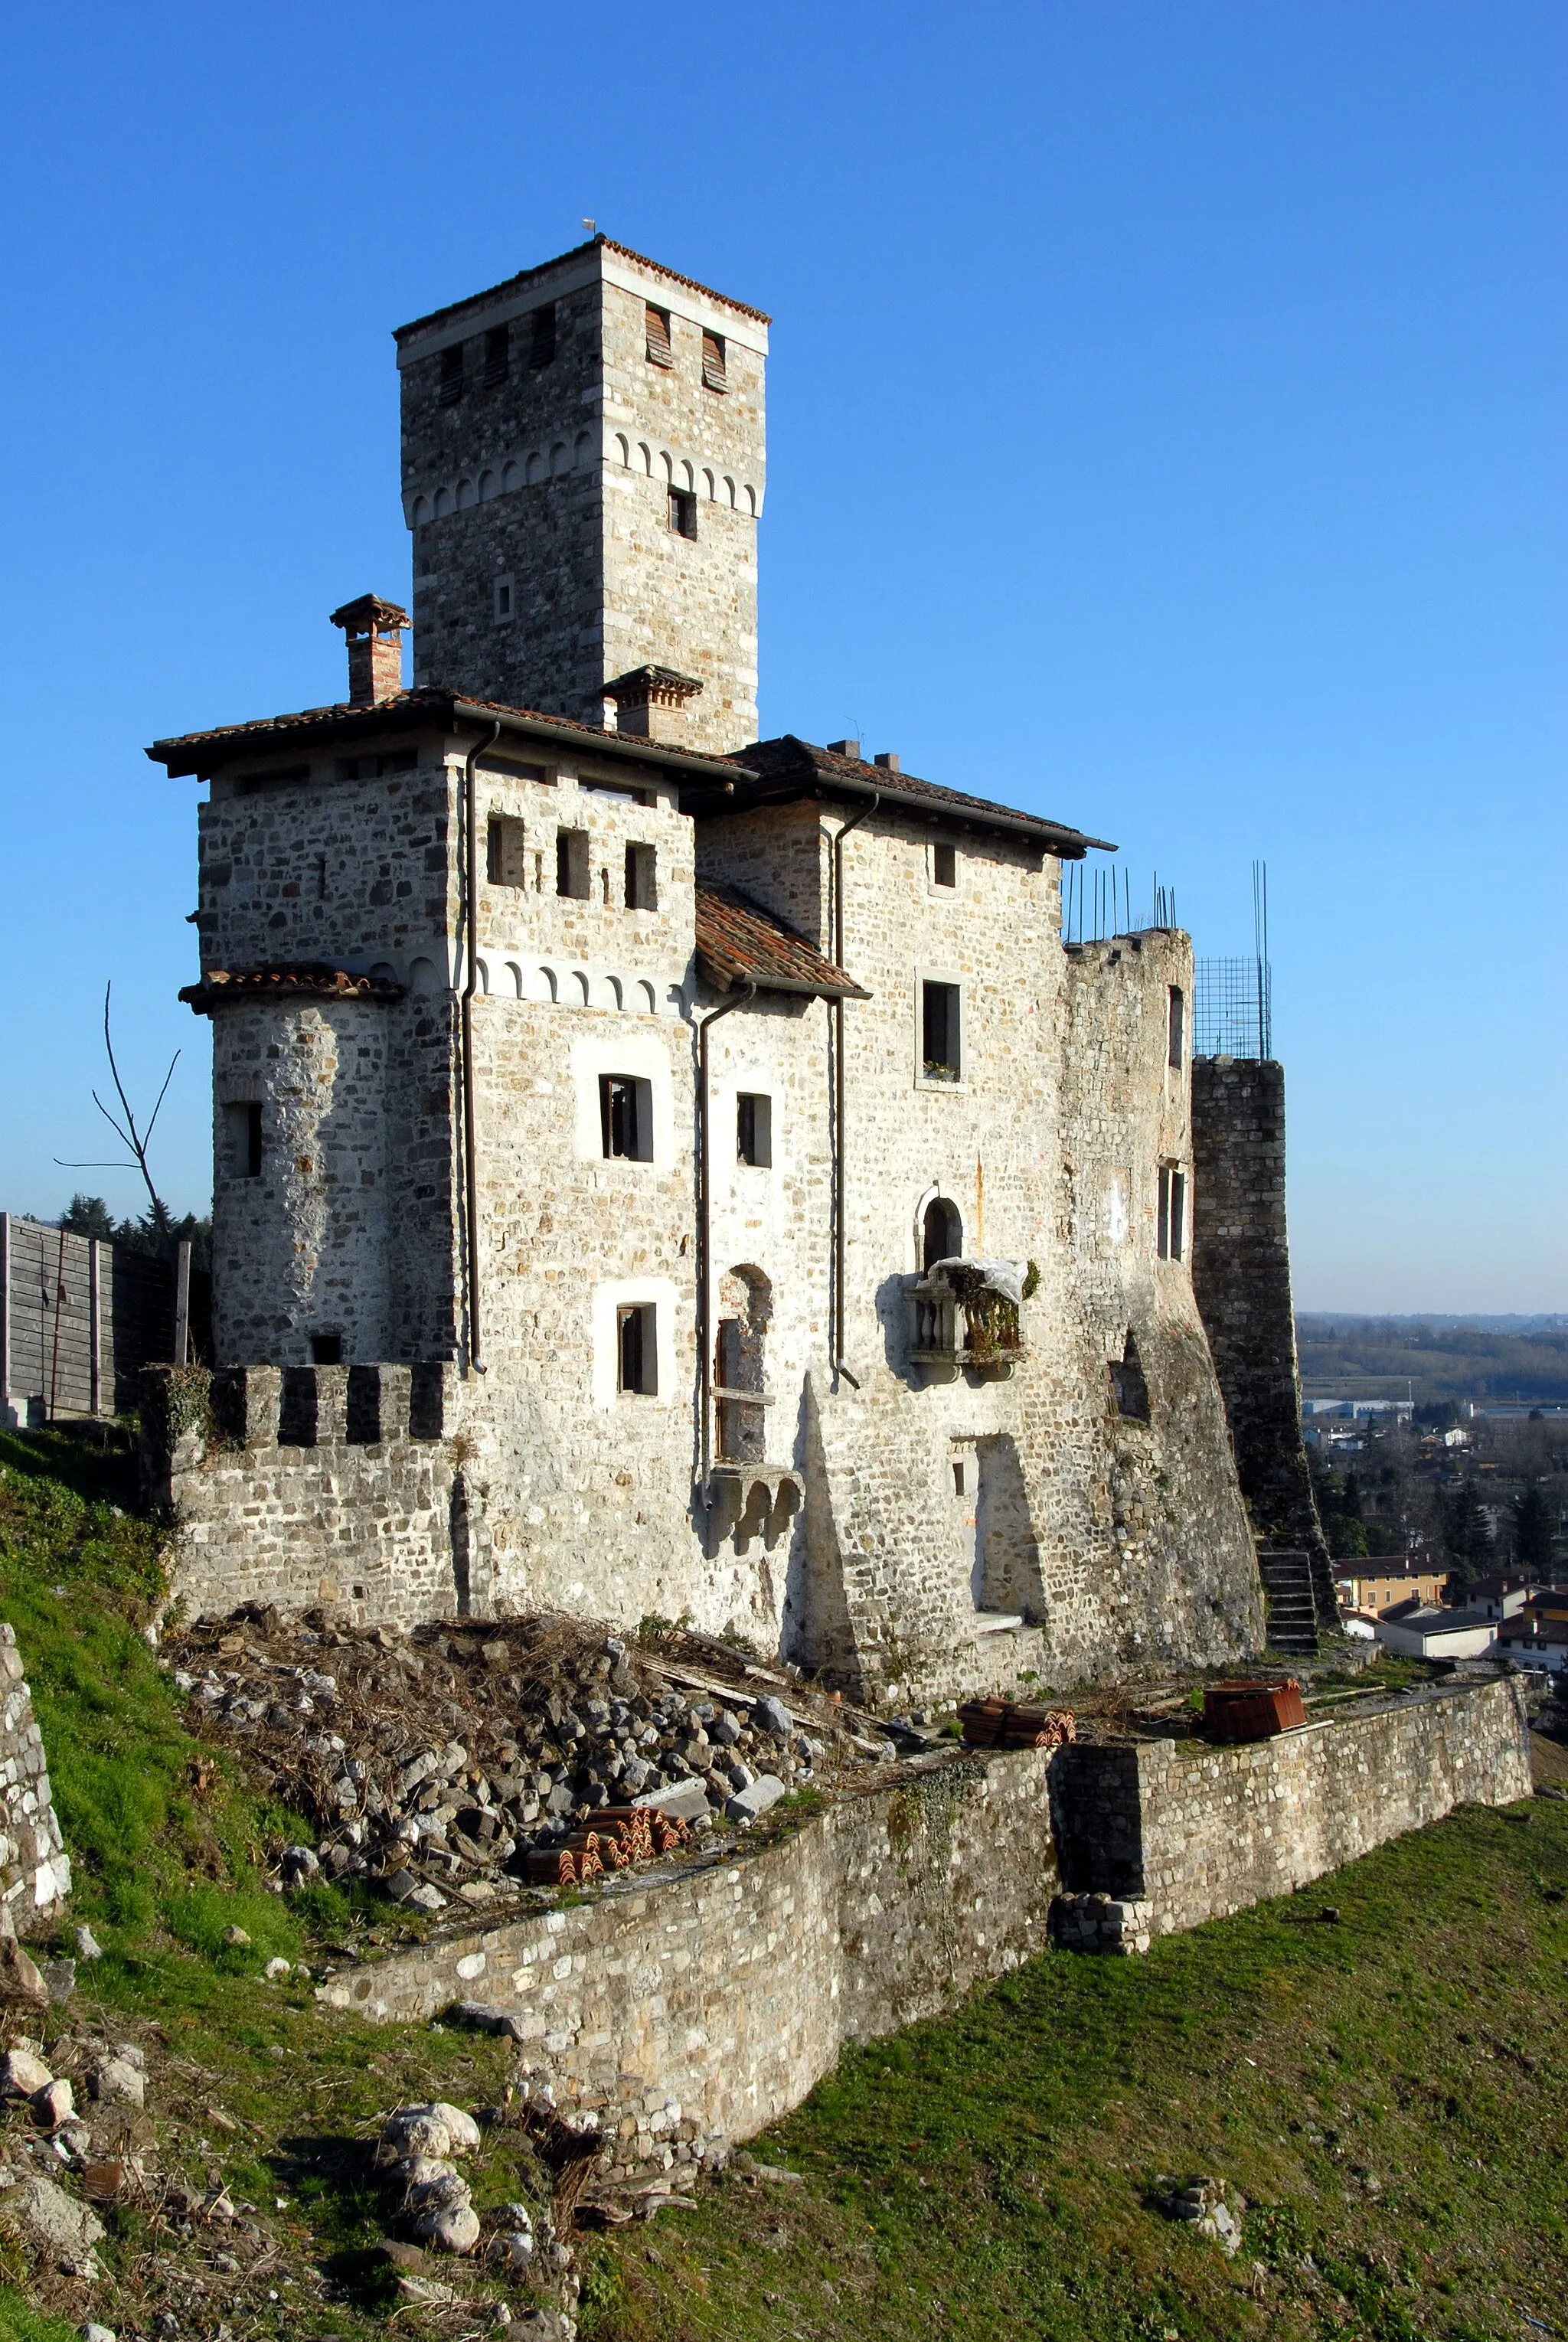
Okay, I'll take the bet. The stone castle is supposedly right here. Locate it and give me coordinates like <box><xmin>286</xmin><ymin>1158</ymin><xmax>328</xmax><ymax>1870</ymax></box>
<box><xmin>146</xmin><ymin>235</ymin><xmax>1332</xmax><ymax>1701</ymax></box>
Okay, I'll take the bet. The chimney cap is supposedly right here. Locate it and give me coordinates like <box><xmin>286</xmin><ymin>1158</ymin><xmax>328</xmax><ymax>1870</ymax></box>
<box><xmin>329</xmin><ymin>594</ymin><xmax>410</xmax><ymax>640</ymax></box>
<box><xmin>874</xmin><ymin>751</ymin><xmax>900</xmax><ymax>773</ymax></box>
<box><xmin>603</xmin><ymin>665</ymin><xmax>704</xmax><ymax>706</ymax></box>
<box><xmin>826</xmin><ymin>739</ymin><xmax>861</xmax><ymax>760</ymax></box>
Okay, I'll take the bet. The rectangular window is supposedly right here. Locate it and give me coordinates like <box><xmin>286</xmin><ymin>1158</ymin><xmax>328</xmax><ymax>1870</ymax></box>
<box><xmin>437</xmin><ymin>343</ymin><xmax>464</xmax><ymax>404</ymax></box>
<box><xmin>617</xmin><ymin>1302</ymin><xmax>658</xmax><ymax>1395</ymax></box>
<box><xmin>225</xmin><ymin>1101</ymin><xmax>263</xmax><ymax>1179</ymax></box>
<box><xmin>922</xmin><ymin>980</ymin><xmax>962</xmax><ymax>1083</ymax></box>
<box><xmin>668</xmin><ymin>486</ymin><xmax>697</xmax><ymax>539</ymax></box>
<box><xmin>625</xmin><ymin>841</ymin><xmax>658</xmax><ymax>910</ymax></box>
<box><xmin>482</xmin><ymin>324</ymin><xmax>509</xmax><ymax>386</ymax></box>
<box><xmin>645</xmin><ymin>303</ymin><xmax>672</xmax><ymax>366</ymax></box>
<box><xmin>1168</xmin><ymin>986</ymin><xmax>1184</xmax><ymax>1070</ymax></box>
<box><xmin>487</xmin><ymin>814</ymin><xmax>526</xmax><ymax>887</ymax></box>
<box><xmin>737</xmin><ymin>1093</ymin><xmax>773</xmax><ymax>1168</ymax></box>
<box><xmin>530</xmin><ymin>302</ymin><xmax>557</xmax><ymax>369</ymax></box>
<box><xmin>932</xmin><ymin>841</ymin><xmax>957</xmax><ymax>889</ymax></box>
<box><xmin>494</xmin><ymin>575</ymin><xmax>514</xmax><ymax>622</ymax></box>
<box><xmin>599</xmin><ymin>1073</ymin><xmax>653</xmax><ymax>1161</ymax></box>
<box><xmin>701</xmin><ymin>329</ymin><xmax>727</xmax><ymax>391</ymax></box>
<box><xmin>556</xmin><ymin>827</ymin><xmax>591</xmax><ymax>899</ymax></box>
<box><xmin>309</xmin><ymin>1331</ymin><xmax>343</xmax><ymax>1365</ymax></box>
<box><xmin>1158</xmin><ymin>1165</ymin><xmax>1187</xmax><ymax>1261</ymax></box>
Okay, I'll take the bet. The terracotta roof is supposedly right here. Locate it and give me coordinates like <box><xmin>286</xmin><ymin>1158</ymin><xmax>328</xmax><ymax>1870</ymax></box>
<box><xmin>395</xmin><ymin>235</ymin><xmax>771</xmax><ymax>342</ymax></box>
<box><xmin>179</xmin><ymin>965</ymin><xmax>406</xmax><ymax>1016</ymax></box>
<box><xmin>697</xmin><ymin>736</ymin><xmax>1114</xmax><ymax>859</ymax></box>
<box><xmin>695</xmin><ymin>882</ymin><xmax>867</xmax><ymax>1001</ymax></box>
<box><xmin>145</xmin><ymin>689</ymin><xmax>740</xmax><ymax>780</ymax></box>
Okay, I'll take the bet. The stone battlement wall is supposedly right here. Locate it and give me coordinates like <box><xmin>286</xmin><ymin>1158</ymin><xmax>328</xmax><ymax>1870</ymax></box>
<box><xmin>0</xmin><ymin>1625</ymin><xmax>70</xmax><ymax>1939</ymax></box>
<box><xmin>315</xmin><ymin>1675</ymin><xmax>1530</xmax><ymax>2158</ymax></box>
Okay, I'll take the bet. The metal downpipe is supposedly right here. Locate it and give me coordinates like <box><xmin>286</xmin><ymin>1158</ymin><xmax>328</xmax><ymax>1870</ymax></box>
<box><xmin>697</xmin><ymin>980</ymin><xmax>756</xmax><ymax>1485</ymax></box>
<box><xmin>459</xmin><ymin>720</ymin><xmax>501</xmax><ymax>1373</ymax></box>
<box><xmin>831</xmin><ymin>791</ymin><xmax>878</xmax><ymax>1388</ymax></box>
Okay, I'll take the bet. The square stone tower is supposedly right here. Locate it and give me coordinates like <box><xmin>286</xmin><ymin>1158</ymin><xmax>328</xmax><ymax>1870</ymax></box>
<box><xmin>397</xmin><ymin>237</ymin><xmax>768</xmax><ymax>754</ymax></box>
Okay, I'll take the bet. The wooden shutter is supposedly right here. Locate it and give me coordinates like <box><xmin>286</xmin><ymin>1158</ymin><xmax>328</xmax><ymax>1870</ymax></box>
<box><xmin>701</xmin><ymin>330</ymin><xmax>727</xmax><ymax>391</ymax></box>
<box><xmin>645</xmin><ymin>304</ymin><xmax>672</xmax><ymax>365</ymax></box>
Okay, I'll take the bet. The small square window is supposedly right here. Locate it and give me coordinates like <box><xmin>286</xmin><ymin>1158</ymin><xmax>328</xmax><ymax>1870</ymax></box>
<box><xmin>599</xmin><ymin>1073</ymin><xmax>653</xmax><ymax>1161</ymax></box>
<box><xmin>625</xmin><ymin>842</ymin><xmax>658</xmax><ymax>910</ymax></box>
<box><xmin>437</xmin><ymin>344</ymin><xmax>464</xmax><ymax>404</ymax></box>
<box><xmin>1158</xmin><ymin>1165</ymin><xmax>1187</xmax><ymax>1260</ymax></box>
<box><xmin>225</xmin><ymin>1101</ymin><xmax>263</xmax><ymax>1179</ymax></box>
<box><xmin>701</xmin><ymin>330</ymin><xmax>727</xmax><ymax>392</ymax></box>
<box><xmin>487</xmin><ymin>814</ymin><xmax>526</xmax><ymax>887</ymax></box>
<box><xmin>737</xmin><ymin>1093</ymin><xmax>772</xmax><ymax>1168</ymax></box>
<box><xmin>556</xmin><ymin>827</ymin><xmax>591</xmax><ymax>899</ymax></box>
<box><xmin>530</xmin><ymin>302</ymin><xmax>557</xmax><ymax>369</ymax></box>
<box><xmin>309</xmin><ymin>1331</ymin><xmax>343</xmax><ymax>1365</ymax></box>
<box><xmin>482</xmin><ymin>324</ymin><xmax>509</xmax><ymax>386</ymax></box>
<box><xmin>645</xmin><ymin>304</ymin><xmax>673</xmax><ymax>366</ymax></box>
<box><xmin>617</xmin><ymin>1302</ymin><xmax>658</xmax><ymax>1395</ymax></box>
<box><xmin>494</xmin><ymin>575</ymin><xmax>514</xmax><ymax>622</ymax></box>
<box><xmin>668</xmin><ymin>486</ymin><xmax>697</xmax><ymax>540</ymax></box>
<box><xmin>932</xmin><ymin>841</ymin><xmax>956</xmax><ymax>889</ymax></box>
<box><xmin>922</xmin><ymin>980</ymin><xmax>962</xmax><ymax>1083</ymax></box>
<box><xmin>1167</xmin><ymin>986</ymin><xmax>1184</xmax><ymax>1070</ymax></box>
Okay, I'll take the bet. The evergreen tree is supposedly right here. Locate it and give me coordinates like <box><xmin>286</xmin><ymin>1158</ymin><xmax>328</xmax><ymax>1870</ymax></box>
<box><xmin>1442</xmin><ymin>1482</ymin><xmax>1495</xmax><ymax>1602</ymax></box>
<box><xmin>1512</xmin><ymin>1485</ymin><xmax>1556</xmax><ymax>1574</ymax></box>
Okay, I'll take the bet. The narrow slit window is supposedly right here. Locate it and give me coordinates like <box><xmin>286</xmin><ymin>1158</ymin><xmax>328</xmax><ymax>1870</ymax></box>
<box><xmin>437</xmin><ymin>344</ymin><xmax>464</xmax><ymax>405</ymax></box>
<box><xmin>225</xmin><ymin>1101</ymin><xmax>263</xmax><ymax>1179</ymax></box>
<box><xmin>668</xmin><ymin>486</ymin><xmax>697</xmax><ymax>539</ymax></box>
<box><xmin>1168</xmin><ymin>986</ymin><xmax>1184</xmax><ymax>1070</ymax></box>
<box><xmin>556</xmin><ymin>827</ymin><xmax>590</xmax><ymax>898</ymax></box>
<box><xmin>530</xmin><ymin>302</ymin><xmax>557</xmax><ymax>369</ymax></box>
<box><xmin>599</xmin><ymin>1074</ymin><xmax>653</xmax><ymax>1161</ymax></box>
<box><xmin>737</xmin><ymin>1093</ymin><xmax>773</xmax><ymax>1168</ymax></box>
<box><xmin>932</xmin><ymin>841</ymin><xmax>957</xmax><ymax>889</ymax></box>
<box><xmin>701</xmin><ymin>330</ymin><xmax>727</xmax><ymax>391</ymax></box>
<box><xmin>482</xmin><ymin>324</ymin><xmax>509</xmax><ymax>386</ymax></box>
<box><xmin>645</xmin><ymin>304</ymin><xmax>672</xmax><ymax>366</ymax></box>
<box><xmin>494</xmin><ymin>576</ymin><xmax>514</xmax><ymax>622</ymax></box>
<box><xmin>922</xmin><ymin>981</ymin><xmax>962</xmax><ymax>1082</ymax></box>
<box><xmin>626</xmin><ymin>842</ymin><xmax>658</xmax><ymax>910</ymax></box>
<box><xmin>617</xmin><ymin>1302</ymin><xmax>657</xmax><ymax>1394</ymax></box>
<box><xmin>1158</xmin><ymin>1165</ymin><xmax>1187</xmax><ymax>1260</ymax></box>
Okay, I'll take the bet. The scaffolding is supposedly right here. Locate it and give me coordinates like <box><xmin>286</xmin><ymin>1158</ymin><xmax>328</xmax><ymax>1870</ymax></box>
<box><xmin>1194</xmin><ymin>957</ymin><xmax>1272</xmax><ymax>1060</ymax></box>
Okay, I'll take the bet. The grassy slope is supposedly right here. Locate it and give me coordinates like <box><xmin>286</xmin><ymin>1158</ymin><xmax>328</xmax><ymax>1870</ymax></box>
<box><xmin>3</xmin><ymin>1433</ymin><xmax>1566</xmax><ymax>2342</ymax></box>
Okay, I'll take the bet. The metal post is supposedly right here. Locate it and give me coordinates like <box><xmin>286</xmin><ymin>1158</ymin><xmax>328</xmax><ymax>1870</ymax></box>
<box><xmin>90</xmin><ymin>1237</ymin><xmax>103</xmax><ymax>1416</ymax></box>
<box><xmin>174</xmin><ymin>1239</ymin><xmax>191</xmax><ymax>1367</ymax></box>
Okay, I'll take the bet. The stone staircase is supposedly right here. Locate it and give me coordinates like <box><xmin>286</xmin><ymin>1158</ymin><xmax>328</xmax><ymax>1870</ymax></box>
<box><xmin>1258</xmin><ymin>1548</ymin><xmax>1320</xmax><ymax>1657</ymax></box>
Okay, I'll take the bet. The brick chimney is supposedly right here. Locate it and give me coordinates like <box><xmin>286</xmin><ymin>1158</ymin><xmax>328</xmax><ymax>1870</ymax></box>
<box><xmin>604</xmin><ymin>665</ymin><xmax>704</xmax><ymax>745</ymax></box>
<box><xmin>329</xmin><ymin>595</ymin><xmax>410</xmax><ymax>707</ymax></box>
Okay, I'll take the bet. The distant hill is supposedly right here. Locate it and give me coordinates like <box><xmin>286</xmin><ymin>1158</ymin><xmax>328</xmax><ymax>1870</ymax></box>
<box><xmin>1295</xmin><ymin>1315</ymin><xmax>1568</xmax><ymax>1404</ymax></box>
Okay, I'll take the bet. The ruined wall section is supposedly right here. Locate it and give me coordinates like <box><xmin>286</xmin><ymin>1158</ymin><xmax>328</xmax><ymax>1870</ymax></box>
<box><xmin>1060</xmin><ymin>934</ymin><xmax>1263</xmax><ymax>1666</ymax></box>
<box><xmin>1189</xmin><ymin>1057</ymin><xmax>1335</xmax><ymax>1625</ymax></box>
<box><xmin>0</xmin><ymin>1623</ymin><xmax>70</xmax><ymax>1938</ymax></box>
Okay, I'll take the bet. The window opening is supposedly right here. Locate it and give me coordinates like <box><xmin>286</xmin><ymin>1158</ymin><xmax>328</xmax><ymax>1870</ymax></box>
<box><xmin>556</xmin><ymin>827</ymin><xmax>590</xmax><ymax>898</ymax></box>
<box><xmin>923</xmin><ymin>1196</ymin><xmax>963</xmax><ymax>1269</ymax></box>
<box><xmin>487</xmin><ymin>815</ymin><xmax>526</xmax><ymax>887</ymax></box>
<box><xmin>1111</xmin><ymin>1332</ymin><xmax>1150</xmax><ymax>1421</ymax></box>
<box><xmin>477</xmin><ymin>753</ymin><xmax>550</xmax><ymax>785</ymax></box>
<box><xmin>737</xmin><ymin>1093</ymin><xmax>772</xmax><ymax>1168</ymax></box>
<box><xmin>714</xmin><ymin>1266</ymin><xmax>769</xmax><ymax>1462</ymax></box>
<box><xmin>494</xmin><ymin>576</ymin><xmax>514</xmax><ymax>622</ymax></box>
<box><xmin>482</xmin><ymin>324</ymin><xmax>509</xmax><ymax>386</ymax></box>
<box><xmin>599</xmin><ymin>1074</ymin><xmax>653</xmax><ymax>1161</ymax></box>
<box><xmin>668</xmin><ymin>486</ymin><xmax>697</xmax><ymax>539</ymax></box>
<box><xmin>645</xmin><ymin>304</ymin><xmax>673</xmax><ymax>366</ymax></box>
<box><xmin>933</xmin><ymin>841</ymin><xmax>956</xmax><ymax>889</ymax></box>
<box><xmin>625</xmin><ymin>842</ymin><xmax>658</xmax><ymax>910</ymax></box>
<box><xmin>1168</xmin><ymin>985</ymin><xmax>1184</xmax><ymax>1070</ymax></box>
<box><xmin>530</xmin><ymin>302</ymin><xmax>557</xmax><ymax>369</ymax></box>
<box><xmin>922</xmin><ymin>981</ymin><xmax>962</xmax><ymax>1082</ymax></box>
<box><xmin>701</xmin><ymin>329</ymin><xmax>727</xmax><ymax>391</ymax></box>
<box><xmin>309</xmin><ymin>1332</ymin><xmax>343</xmax><ymax>1365</ymax></box>
<box><xmin>617</xmin><ymin>1303</ymin><xmax>657</xmax><ymax>1394</ymax></box>
<box><xmin>952</xmin><ymin>1459</ymin><xmax>967</xmax><ymax>1496</ymax></box>
<box><xmin>226</xmin><ymin>1101</ymin><xmax>263</xmax><ymax>1179</ymax></box>
<box><xmin>437</xmin><ymin>344</ymin><xmax>464</xmax><ymax>405</ymax></box>
<box><xmin>1158</xmin><ymin>1165</ymin><xmax>1187</xmax><ymax>1261</ymax></box>
<box><xmin>376</xmin><ymin>750</ymin><xmax>416</xmax><ymax>776</ymax></box>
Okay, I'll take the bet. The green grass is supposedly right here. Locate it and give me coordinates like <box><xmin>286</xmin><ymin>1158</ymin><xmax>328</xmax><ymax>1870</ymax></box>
<box><xmin>577</xmin><ymin>1811</ymin><xmax>1568</xmax><ymax>2341</ymax></box>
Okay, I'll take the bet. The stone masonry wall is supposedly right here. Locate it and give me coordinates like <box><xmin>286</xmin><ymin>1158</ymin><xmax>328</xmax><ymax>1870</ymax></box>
<box><xmin>1190</xmin><ymin>1058</ymin><xmax>1335</xmax><ymax>1624</ymax></box>
<box><xmin>317</xmin><ymin>1746</ymin><xmax>1059</xmax><ymax>2154</ymax></box>
<box><xmin>0</xmin><ymin>1623</ymin><xmax>70</xmax><ymax>1939</ymax></box>
<box><xmin>1052</xmin><ymin>1674</ymin><xmax>1531</xmax><ymax>1933</ymax></box>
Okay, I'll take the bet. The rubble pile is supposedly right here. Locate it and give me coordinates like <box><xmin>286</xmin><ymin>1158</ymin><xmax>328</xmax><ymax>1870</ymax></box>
<box><xmin>163</xmin><ymin>1609</ymin><xmax>886</xmax><ymax>1913</ymax></box>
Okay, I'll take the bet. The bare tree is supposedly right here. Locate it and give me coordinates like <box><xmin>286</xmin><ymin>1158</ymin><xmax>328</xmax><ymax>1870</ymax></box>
<box><xmin>56</xmin><ymin>982</ymin><xmax>180</xmax><ymax>1234</ymax></box>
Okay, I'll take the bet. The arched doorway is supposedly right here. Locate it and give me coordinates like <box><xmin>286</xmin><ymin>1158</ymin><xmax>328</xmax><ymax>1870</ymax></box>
<box><xmin>715</xmin><ymin>1265</ymin><xmax>771</xmax><ymax>1462</ymax></box>
<box><xmin>922</xmin><ymin>1195</ymin><xmax>963</xmax><ymax>1271</ymax></box>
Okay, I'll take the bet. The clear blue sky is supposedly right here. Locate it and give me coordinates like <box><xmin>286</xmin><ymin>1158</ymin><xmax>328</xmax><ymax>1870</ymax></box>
<box><xmin>1</xmin><ymin>2</ymin><xmax>1562</xmax><ymax>1310</ymax></box>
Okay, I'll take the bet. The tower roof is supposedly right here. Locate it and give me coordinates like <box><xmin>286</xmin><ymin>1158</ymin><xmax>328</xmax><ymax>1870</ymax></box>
<box><xmin>394</xmin><ymin>234</ymin><xmax>771</xmax><ymax>346</ymax></box>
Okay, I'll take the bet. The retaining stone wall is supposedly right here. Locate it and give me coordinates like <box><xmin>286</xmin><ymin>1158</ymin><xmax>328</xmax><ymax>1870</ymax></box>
<box><xmin>0</xmin><ymin>1625</ymin><xmax>70</xmax><ymax>1938</ymax></box>
<box><xmin>1052</xmin><ymin>1675</ymin><xmax>1532</xmax><ymax>1932</ymax></box>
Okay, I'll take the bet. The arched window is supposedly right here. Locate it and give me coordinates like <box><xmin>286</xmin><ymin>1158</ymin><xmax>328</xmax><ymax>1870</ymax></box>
<box><xmin>923</xmin><ymin>1197</ymin><xmax>963</xmax><ymax>1271</ymax></box>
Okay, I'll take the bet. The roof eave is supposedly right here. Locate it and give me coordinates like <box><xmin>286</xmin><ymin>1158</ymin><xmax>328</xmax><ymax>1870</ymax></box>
<box><xmin>701</xmin><ymin>749</ymin><xmax>1115</xmax><ymax>858</ymax></box>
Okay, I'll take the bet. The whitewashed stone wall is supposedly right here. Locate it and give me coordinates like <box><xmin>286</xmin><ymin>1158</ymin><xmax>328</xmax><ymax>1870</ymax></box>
<box><xmin>0</xmin><ymin>1625</ymin><xmax>70</xmax><ymax>1938</ymax></box>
